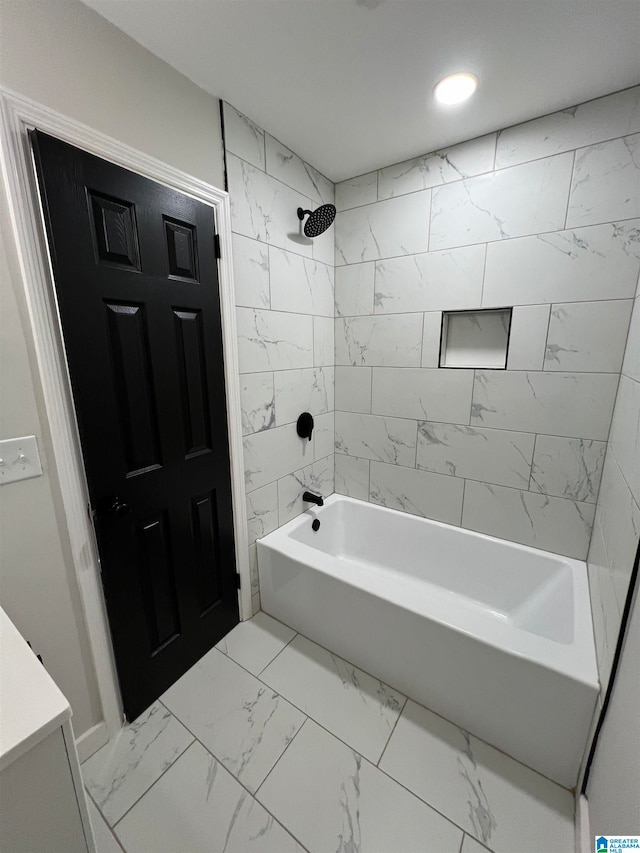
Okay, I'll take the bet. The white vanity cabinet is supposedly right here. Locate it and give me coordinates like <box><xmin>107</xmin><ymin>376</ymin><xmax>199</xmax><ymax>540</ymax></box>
<box><xmin>0</xmin><ymin>608</ymin><xmax>96</xmax><ymax>852</ymax></box>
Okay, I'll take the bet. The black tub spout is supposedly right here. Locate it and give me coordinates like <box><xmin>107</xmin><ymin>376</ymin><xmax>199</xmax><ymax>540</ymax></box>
<box><xmin>303</xmin><ymin>491</ymin><xmax>324</xmax><ymax>507</ymax></box>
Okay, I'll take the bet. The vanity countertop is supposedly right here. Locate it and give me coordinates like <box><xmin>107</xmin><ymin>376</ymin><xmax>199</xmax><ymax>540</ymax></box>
<box><xmin>0</xmin><ymin>606</ymin><xmax>71</xmax><ymax>772</ymax></box>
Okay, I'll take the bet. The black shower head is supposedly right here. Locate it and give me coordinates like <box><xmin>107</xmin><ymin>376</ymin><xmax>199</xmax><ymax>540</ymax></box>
<box><xmin>297</xmin><ymin>204</ymin><xmax>336</xmax><ymax>237</ymax></box>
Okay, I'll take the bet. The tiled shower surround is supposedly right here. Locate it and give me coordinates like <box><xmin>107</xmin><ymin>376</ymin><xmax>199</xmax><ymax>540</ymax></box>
<box><xmin>223</xmin><ymin>103</ymin><xmax>336</xmax><ymax>613</ymax></box>
<box><xmin>224</xmin><ymin>88</ymin><xmax>640</xmax><ymax>633</ymax></box>
<box><xmin>333</xmin><ymin>86</ymin><xmax>640</xmax><ymax>562</ymax></box>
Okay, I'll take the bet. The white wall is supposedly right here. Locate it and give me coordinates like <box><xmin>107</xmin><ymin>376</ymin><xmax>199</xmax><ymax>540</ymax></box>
<box><xmin>223</xmin><ymin>103</ymin><xmax>335</xmax><ymax>614</ymax></box>
<box><xmin>333</xmin><ymin>86</ymin><xmax>640</xmax><ymax>562</ymax></box>
<box><xmin>0</xmin><ymin>0</ymin><xmax>224</xmax><ymax>740</ymax></box>
<box><xmin>0</xmin><ymin>0</ymin><xmax>224</xmax><ymax>188</ymax></box>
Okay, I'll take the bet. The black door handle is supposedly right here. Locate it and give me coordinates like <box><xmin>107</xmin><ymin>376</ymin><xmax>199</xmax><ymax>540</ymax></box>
<box><xmin>108</xmin><ymin>497</ymin><xmax>131</xmax><ymax>516</ymax></box>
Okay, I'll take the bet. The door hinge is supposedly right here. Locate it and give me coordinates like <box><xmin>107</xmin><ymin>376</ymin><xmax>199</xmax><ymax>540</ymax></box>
<box><xmin>214</xmin><ymin>234</ymin><xmax>221</xmax><ymax>259</ymax></box>
<box><xmin>235</xmin><ymin>572</ymin><xmax>241</xmax><ymax>590</ymax></box>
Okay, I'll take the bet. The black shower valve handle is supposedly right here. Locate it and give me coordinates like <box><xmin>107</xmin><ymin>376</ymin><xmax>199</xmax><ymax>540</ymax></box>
<box><xmin>297</xmin><ymin>412</ymin><xmax>314</xmax><ymax>441</ymax></box>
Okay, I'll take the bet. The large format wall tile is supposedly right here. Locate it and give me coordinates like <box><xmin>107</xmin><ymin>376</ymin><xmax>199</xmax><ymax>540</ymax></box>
<box><xmin>265</xmin><ymin>134</ymin><xmax>333</xmax><ymax>205</ymax></box>
<box><xmin>231</xmin><ymin>233</ymin><xmax>270</xmax><ymax>309</ymax></box>
<box><xmin>244</xmin><ymin>422</ymin><xmax>313</xmax><ymax>491</ymax></box>
<box><xmin>593</xmin><ymin>454</ymin><xmax>640</xmax><ymax>614</ymax></box>
<box><xmin>608</xmin><ymin>374</ymin><xmax>640</xmax><ymax>505</ymax></box>
<box><xmin>462</xmin><ymin>480</ymin><xmax>595</xmax><ymax>559</ymax></box>
<box><xmin>507</xmin><ymin>305</ymin><xmax>550</xmax><ymax>370</ymax></box>
<box><xmin>530</xmin><ymin>436</ymin><xmax>606</xmax><ymax>503</ymax></box>
<box><xmin>335</xmin><ymin>314</ymin><xmax>423</xmax><ymax>366</ymax></box>
<box><xmin>240</xmin><ymin>373</ymin><xmax>275</xmax><ymax>435</ymax></box>
<box><xmin>236</xmin><ymin>308</ymin><xmax>313</xmax><ymax>373</ymax></box>
<box><xmin>269</xmin><ymin>247</ymin><xmax>334</xmax><ymax>316</ymax></box>
<box><xmin>246</xmin><ymin>482</ymin><xmax>279</xmax><ymax>545</ymax></box>
<box><xmin>335</xmin><ymin>365</ymin><xmax>372</xmax><ymax>413</ymax></box>
<box><xmin>377</xmin><ymin>134</ymin><xmax>496</xmax><ymax>199</ymax></box>
<box><xmin>374</xmin><ymin>244</ymin><xmax>485</xmax><ymax>313</ymax></box>
<box><xmin>369</xmin><ymin>461</ymin><xmax>464</xmax><ymax>524</ymax></box>
<box><xmin>416</xmin><ymin>423</ymin><xmax>535</xmax><ymax>489</ymax></box>
<box><xmin>587</xmin><ymin>521</ymin><xmax>621</xmax><ymax>692</ymax></box>
<box><xmin>277</xmin><ymin>455</ymin><xmax>334</xmax><ymax>525</ymax></box>
<box><xmin>335</xmin><ymin>191</ymin><xmax>431</xmax><ymax>264</ymax></box>
<box><xmin>335</xmin><ymin>453</ymin><xmax>370</xmax><ymax>500</ymax></box>
<box><xmin>227</xmin><ymin>154</ymin><xmax>314</xmax><ymax>256</ymax></box>
<box><xmin>495</xmin><ymin>86</ymin><xmax>640</xmax><ymax>169</ymax></box>
<box><xmin>335</xmin><ymin>262</ymin><xmax>375</xmax><ymax>316</ymax></box>
<box><xmin>335</xmin><ymin>412</ymin><xmax>417</xmax><ymax>466</ymax></box>
<box><xmin>335</xmin><ymin>171</ymin><xmax>378</xmax><ymax>211</ymax></box>
<box><xmin>313</xmin><ymin>316</ymin><xmax>334</xmax><ymax>367</ymax></box>
<box><xmin>471</xmin><ymin>370</ymin><xmax>618</xmax><ymax>439</ymax></box>
<box><xmin>567</xmin><ymin>133</ymin><xmax>640</xmax><ymax>227</ymax></box>
<box><xmin>483</xmin><ymin>220</ymin><xmax>640</xmax><ymax>307</ymax></box>
<box><xmin>544</xmin><ymin>299</ymin><xmax>633</xmax><ymax>372</ymax></box>
<box><xmin>622</xmin><ymin>295</ymin><xmax>640</xmax><ymax>382</ymax></box>
<box><xmin>429</xmin><ymin>153</ymin><xmax>573</xmax><ymax>250</ymax></box>
<box><xmin>372</xmin><ymin>367</ymin><xmax>474</xmax><ymax>423</ymax></box>
<box><xmin>273</xmin><ymin>367</ymin><xmax>333</xmax><ymax>426</ymax></box>
<box><xmin>313</xmin><ymin>412</ymin><xmax>334</xmax><ymax>460</ymax></box>
<box><xmin>223</xmin><ymin>103</ymin><xmax>265</xmax><ymax>171</ymax></box>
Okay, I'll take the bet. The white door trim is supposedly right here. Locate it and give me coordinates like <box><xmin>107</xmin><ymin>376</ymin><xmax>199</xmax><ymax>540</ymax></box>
<box><xmin>0</xmin><ymin>87</ymin><xmax>250</xmax><ymax>742</ymax></box>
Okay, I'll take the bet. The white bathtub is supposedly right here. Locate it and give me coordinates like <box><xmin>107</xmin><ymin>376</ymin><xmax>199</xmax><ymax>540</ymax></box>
<box><xmin>257</xmin><ymin>494</ymin><xmax>599</xmax><ymax>788</ymax></box>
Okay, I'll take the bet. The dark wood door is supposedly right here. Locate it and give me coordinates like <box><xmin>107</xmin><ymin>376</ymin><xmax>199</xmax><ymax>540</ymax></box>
<box><xmin>31</xmin><ymin>130</ymin><xmax>239</xmax><ymax>720</ymax></box>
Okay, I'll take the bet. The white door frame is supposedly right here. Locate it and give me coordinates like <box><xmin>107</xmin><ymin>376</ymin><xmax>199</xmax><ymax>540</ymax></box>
<box><xmin>0</xmin><ymin>87</ymin><xmax>250</xmax><ymax>749</ymax></box>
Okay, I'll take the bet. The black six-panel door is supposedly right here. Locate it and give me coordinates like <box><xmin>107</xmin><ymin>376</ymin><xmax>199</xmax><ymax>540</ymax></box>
<box><xmin>32</xmin><ymin>130</ymin><xmax>239</xmax><ymax>720</ymax></box>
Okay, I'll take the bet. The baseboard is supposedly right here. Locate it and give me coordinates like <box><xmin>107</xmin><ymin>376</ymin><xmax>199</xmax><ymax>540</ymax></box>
<box><xmin>75</xmin><ymin>721</ymin><xmax>109</xmax><ymax>763</ymax></box>
<box><xmin>575</xmin><ymin>793</ymin><xmax>591</xmax><ymax>853</ymax></box>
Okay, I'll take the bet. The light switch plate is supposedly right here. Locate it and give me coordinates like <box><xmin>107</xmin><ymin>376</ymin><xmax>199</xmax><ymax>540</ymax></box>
<box><xmin>0</xmin><ymin>436</ymin><xmax>43</xmax><ymax>485</ymax></box>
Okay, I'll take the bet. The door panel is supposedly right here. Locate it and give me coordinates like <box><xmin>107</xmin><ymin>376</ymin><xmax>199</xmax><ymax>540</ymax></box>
<box><xmin>31</xmin><ymin>130</ymin><xmax>239</xmax><ymax>720</ymax></box>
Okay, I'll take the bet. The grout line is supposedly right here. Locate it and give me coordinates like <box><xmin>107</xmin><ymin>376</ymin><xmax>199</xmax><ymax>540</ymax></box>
<box><xmin>479</xmin><ymin>242</ymin><xmax>489</xmax><ymax>307</ymax></box>
<box><xmin>151</xmin><ymin>705</ymin><xmax>313</xmax><ymax>853</ymax></box>
<box><xmin>460</xmin><ymin>478</ymin><xmax>467</xmax><ymax>527</ymax></box>
<box><xmin>84</xmin><ymin>788</ymin><xmax>127</xmax><ymax>853</ymax></box>
<box><xmin>257</xmin><ymin>630</ymin><xmax>299</xmax><ymax>678</ymax></box>
<box><xmin>252</xmin><ymin>717</ymin><xmax>311</xmax><ymax>801</ymax></box>
<box><xmin>332</xmin><ymin>213</ymin><xmax>640</xmax><ymax>267</ymax></box>
<box><xmin>563</xmin><ymin>150</ymin><xmax>577</xmax><ymax>230</ymax></box>
<box><xmin>108</xmin><ymin>735</ymin><xmax>196</xmax><ymax>831</ymax></box>
<box><xmin>376</xmin><ymin>694</ymin><xmax>408</xmax><ymax>768</ymax></box>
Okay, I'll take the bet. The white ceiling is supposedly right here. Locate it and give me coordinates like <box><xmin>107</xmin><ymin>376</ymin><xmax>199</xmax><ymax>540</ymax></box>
<box><xmin>81</xmin><ymin>0</ymin><xmax>640</xmax><ymax>182</ymax></box>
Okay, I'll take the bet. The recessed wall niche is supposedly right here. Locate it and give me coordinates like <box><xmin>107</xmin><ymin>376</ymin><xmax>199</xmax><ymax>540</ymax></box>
<box><xmin>439</xmin><ymin>308</ymin><xmax>512</xmax><ymax>369</ymax></box>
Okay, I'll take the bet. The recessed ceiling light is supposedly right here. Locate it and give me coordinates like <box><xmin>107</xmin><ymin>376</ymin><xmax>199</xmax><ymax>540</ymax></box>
<box><xmin>434</xmin><ymin>73</ymin><xmax>478</xmax><ymax>105</ymax></box>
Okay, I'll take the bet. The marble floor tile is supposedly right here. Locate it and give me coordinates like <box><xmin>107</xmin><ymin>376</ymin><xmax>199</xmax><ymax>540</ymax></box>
<box><xmin>257</xmin><ymin>719</ymin><xmax>463</xmax><ymax>853</ymax></box>
<box><xmin>161</xmin><ymin>647</ymin><xmax>305</xmax><ymax>792</ymax></box>
<box><xmin>379</xmin><ymin>701</ymin><xmax>574</xmax><ymax>853</ymax></box>
<box><xmin>86</xmin><ymin>797</ymin><xmax>124</xmax><ymax>853</ymax></box>
<box><xmin>216</xmin><ymin>612</ymin><xmax>296</xmax><ymax>676</ymax></box>
<box><xmin>82</xmin><ymin>701</ymin><xmax>194</xmax><ymax>826</ymax></box>
<box><xmin>115</xmin><ymin>742</ymin><xmax>305</xmax><ymax>853</ymax></box>
<box><xmin>260</xmin><ymin>633</ymin><xmax>406</xmax><ymax>763</ymax></box>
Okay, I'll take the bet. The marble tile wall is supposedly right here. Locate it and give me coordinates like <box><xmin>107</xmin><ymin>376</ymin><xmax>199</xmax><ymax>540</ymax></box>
<box><xmin>586</xmin><ymin>275</ymin><xmax>640</xmax><ymax>692</ymax></box>
<box><xmin>223</xmin><ymin>103</ymin><xmax>335</xmax><ymax>613</ymax></box>
<box><xmin>334</xmin><ymin>86</ymin><xmax>640</xmax><ymax>561</ymax></box>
